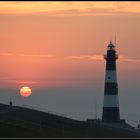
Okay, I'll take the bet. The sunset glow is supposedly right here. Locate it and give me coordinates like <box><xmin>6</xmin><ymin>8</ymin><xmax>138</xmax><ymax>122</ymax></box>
<box><xmin>20</xmin><ymin>87</ymin><xmax>32</xmax><ymax>97</ymax></box>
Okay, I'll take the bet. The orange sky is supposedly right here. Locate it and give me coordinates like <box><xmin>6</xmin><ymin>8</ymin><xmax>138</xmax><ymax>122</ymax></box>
<box><xmin>0</xmin><ymin>1</ymin><xmax>140</xmax><ymax>89</ymax></box>
<box><xmin>0</xmin><ymin>2</ymin><xmax>140</xmax><ymax>88</ymax></box>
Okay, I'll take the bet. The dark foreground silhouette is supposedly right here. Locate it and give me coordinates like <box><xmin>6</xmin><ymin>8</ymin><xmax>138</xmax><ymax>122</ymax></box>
<box><xmin>0</xmin><ymin>103</ymin><xmax>140</xmax><ymax>138</ymax></box>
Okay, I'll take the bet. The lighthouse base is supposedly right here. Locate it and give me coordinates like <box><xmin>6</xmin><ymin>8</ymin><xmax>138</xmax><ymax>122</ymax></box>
<box><xmin>102</xmin><ymin>107</ymin><xmax>120</xmax><ymax>122</ymax></box>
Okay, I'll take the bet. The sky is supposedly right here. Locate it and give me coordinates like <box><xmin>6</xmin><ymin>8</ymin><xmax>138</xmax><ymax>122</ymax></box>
<box><xmin>0</xmin><ymin>1</ymin><xmax>140</xmax><ymax>126</ymax></box>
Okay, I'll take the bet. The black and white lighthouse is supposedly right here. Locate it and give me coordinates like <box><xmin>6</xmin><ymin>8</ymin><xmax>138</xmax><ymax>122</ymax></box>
<box><xmin>102</xmin><ymin>41</ymin><xmax>120</xmax><ymax>122</ymax></box>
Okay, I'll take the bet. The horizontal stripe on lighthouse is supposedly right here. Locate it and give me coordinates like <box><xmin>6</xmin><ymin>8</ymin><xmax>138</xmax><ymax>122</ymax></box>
<box><xmin>105</xmin><ymin>70</ymin><xmax>117</xmax><ymax>83</ymax></box>
<box><xmin>104</xmin><ymin>83</ymin><xmax>118</xmax><ymax>95</ymax></box>
<box><xmin>103</xmin><ymin>95</ymin><xmax>119</xmax><ymax>107</ymax></box>
<box><xmin>106</xmin><ymin>61</ymin><xmax>116</xmax><ymax>70</ymax></box>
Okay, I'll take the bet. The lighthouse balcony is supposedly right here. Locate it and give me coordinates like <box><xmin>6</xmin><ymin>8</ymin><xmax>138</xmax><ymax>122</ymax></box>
<box><xmin>104</xmin><ymin>54</ymin><xmax>119</xmax><ymax>60</ymax></box>
<box><xmin>115</xmin><ymin>54</ymin><xmax>119</xmax><ymax>59</ymax></box>
<box><xmin>104</xmin><ymin>54</ymin><xmax>107</xmax><ymax>60</ymax></box>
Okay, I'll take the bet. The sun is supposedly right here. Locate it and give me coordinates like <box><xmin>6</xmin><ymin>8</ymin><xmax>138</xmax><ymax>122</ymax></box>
<box><xmin>20</xmin><ymin>86</ymin><xmax>32</xmax><ymax>97</ymax></box>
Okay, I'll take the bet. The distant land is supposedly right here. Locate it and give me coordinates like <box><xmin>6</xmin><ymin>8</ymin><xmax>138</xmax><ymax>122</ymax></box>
<box><xmin>0</xmin><ymin>103</ymin><xmax>140</xmax><ymax>138</ymax></box>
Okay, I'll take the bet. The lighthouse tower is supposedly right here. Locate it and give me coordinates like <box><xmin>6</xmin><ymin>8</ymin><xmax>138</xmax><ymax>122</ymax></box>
<box><xmin>102</xmin><ymin>41</ymin><xmax>120</xmax><ymax>122</ymax></box>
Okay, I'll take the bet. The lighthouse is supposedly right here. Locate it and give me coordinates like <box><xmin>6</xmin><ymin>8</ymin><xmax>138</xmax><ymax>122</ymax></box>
<box><xmin>102</xmin><ymin>41</ymin><xmax>120</xmax><ymax>122</ymax></box>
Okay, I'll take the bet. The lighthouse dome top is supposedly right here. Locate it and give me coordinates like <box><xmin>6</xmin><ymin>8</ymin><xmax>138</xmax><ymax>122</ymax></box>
<box><xmin>108</xmin><ymin>41</ymin><xmax>115</xmax><ymax>50</ymax></box>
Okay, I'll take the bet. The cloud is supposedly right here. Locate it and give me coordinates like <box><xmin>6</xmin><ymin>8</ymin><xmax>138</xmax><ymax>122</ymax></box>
<box><xmin>1</xmin><ymin>78</ymin><xmax>40</xmax><ymax>86</ymax></box>
<box><xmin>0</xmin><ymin>53</ymin><xmax>55</xmax><ymax>58</ymax></box>
<box><xmin>1</xmin><ymin>53</ymin><xmax>140</xmax><ymax>63</ymax></box>
<box><xmin>17</xmin><ymin>54</ymin><xmax>54</xmax><ymax>58</ymax></box>
<box><xmin>67</xmin><ymin>55</ymin><xmax>103</xmax><ymax>61</ymax></box>
<box><xmin>67</xmin><ymin>55</ymin><xmax>140</xmax><ymax>63</ymax></box>
<box><xmin>119</xmin><ymin>55</ymin><xmax>140</xmax><ymax>63</ymax></box>
<box><xmin>0</xmin><ymin>2</ymin><xmax>140</xmax><ymax>16</ymax></box>
<box><xmin>16</xmin><ymin>81</ymin><xmax>39</xmax><ymax>85</ymax></box>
